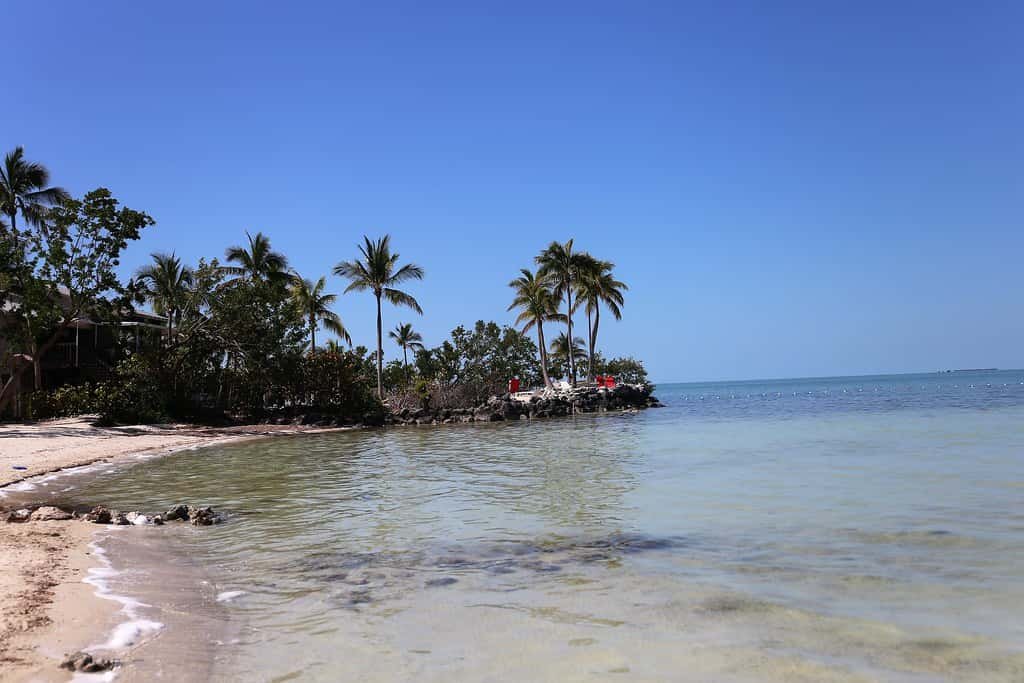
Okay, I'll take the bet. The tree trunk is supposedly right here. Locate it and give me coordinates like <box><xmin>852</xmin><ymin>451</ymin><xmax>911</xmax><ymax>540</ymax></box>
<box><xmin>375</xmin><ymin>292</ymin><xmax>384</xmax><ymax>398</ymax></box>
<box><xmin>0</xmin><ymin>318</ymin><xmax>71</xmax><ymax>413</ymax></box>
<box><xmin>592</xmin><ymin>306</ymin><xmax>601</xmax><ymax>374</ymax></box>
<box><xmin>585</xmin><ymin>307</ymin><xmax>594</xmax><ymax>382</ymax></box>
<box><xmin>310</xmin><ymin>317</ymin><xmax>317</xmax><ymax>354</ymax></box>
<box><xmin>565</xmin><ymin>285</ymin><xmax>575</xmax><ymax>385</ymax></box>
<box><xmin>537</xmin><ymin>321</ymin><xmax>551</xmax><ymax>387</ymax></box>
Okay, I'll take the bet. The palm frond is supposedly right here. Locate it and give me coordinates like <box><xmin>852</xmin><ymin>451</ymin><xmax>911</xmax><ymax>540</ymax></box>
<box><xmin>383</xmin><ymin>288</ymin><xmax>423</xmax><ymax>314</ymax></box>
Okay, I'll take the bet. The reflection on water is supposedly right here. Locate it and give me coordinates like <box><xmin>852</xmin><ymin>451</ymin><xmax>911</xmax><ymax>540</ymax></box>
<box><xmin>49</xmin><ymin>371</ymin><xmax>1024</xmax><ymax>681</ymax></box>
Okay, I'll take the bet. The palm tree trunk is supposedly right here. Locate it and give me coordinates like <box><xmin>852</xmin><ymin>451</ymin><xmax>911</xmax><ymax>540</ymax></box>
<box><xmin>375</xmin><ymin>292</ymin><xmax>383</xmax><ymax>398</ymax></box>
<box><xmin>310</xmin><ymin>317</ymin><xmax>317</xmax><ymax>354</ymax></box>
<box><xmin>586</xmin><ymin>307</ymin><xmax>594</xmax><ymax>382</ymax></box>
<box><xmin>565</xmin><ymin>286</ymin><xmax>575</xmax><ymax>385</ymax></box>
<box><xmin>537</xmin><ymin>321</ymin><xmax>551</xmax><ymax>387</ymax></box>
<box><xmin>592</xmin><ymin>307</ymin><xmax>601</xmax><ymax>374</ymax></box>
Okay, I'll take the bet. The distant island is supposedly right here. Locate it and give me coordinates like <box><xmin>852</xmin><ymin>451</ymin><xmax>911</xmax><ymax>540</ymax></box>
<box><xmin>940</xmin><ymin>368</ymin><xmax>998</xmax><ymax>373</ymax></box>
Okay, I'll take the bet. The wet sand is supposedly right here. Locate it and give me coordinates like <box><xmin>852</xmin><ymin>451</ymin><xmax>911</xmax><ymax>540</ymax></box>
<box><xmin>0</xmin><ymin>521</ymin><xmax>113</xmax><ymax>682</ymax></box>
<box><xmin>0</xmin><ymin>417</ymin><xmax>356</xmax><ymax>682</ymax></box>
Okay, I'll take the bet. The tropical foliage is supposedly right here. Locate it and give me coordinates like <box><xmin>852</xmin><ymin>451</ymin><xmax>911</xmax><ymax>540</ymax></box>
<box><xmin>334</xmin><ymin>235</ymin><xmax>424</xmax><ymax>398</ymax></box>
<box><xmin>291</xmin><ymin>275</ymin><xmax>351</xmax><ymax>352</ymax></box>
<box><xmin>2</xmin><ymin>147</ymin><xmax>649</xmax><ymax>424</ymax></box>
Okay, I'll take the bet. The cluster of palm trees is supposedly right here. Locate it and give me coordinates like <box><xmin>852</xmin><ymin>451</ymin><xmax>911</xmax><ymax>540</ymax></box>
<box><xmin>133</xmin><ymin>233</ymin><xmax>424</xmax><ymax>399</ymax></box>
<box><xmin>508</xmin><ymin>239</ymin><xmax>626</xmax><ymax>388</ymax></box>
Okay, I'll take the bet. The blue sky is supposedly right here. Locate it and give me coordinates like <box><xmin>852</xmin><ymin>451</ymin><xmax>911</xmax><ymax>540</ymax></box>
<box><xmin>6</xmin><ymin>1</ymin><xmax>1022</xmax><ymax>382</ymax></box>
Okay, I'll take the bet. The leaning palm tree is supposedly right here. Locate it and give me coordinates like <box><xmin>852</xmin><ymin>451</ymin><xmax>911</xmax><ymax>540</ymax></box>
<box><xmin>133</xmin><ymin>252</ymin><xmax>195</xmax><ymax>341</ymax></box>
<box><xmin>507</xmin><ymin>268</ymin><xmax>564</xmax><ymax>387</ymax></box>
<box><xmin>223</xmin><ymin>231</ymin><xmax>289</xmax><ymax>282</ymax></box>
<box><xmin>576</xmin><ymin>259</ymin><xmax>627</xmax><ymax>380</ymax></box>
<box><xmin>536</xmin><ymin>239</ymin><xmax>589</xmax><ymax>385</ymax></box>
<box><xmin>333</xmin><ymin>235</ymin><xmax>424</xmax><ymax>398</ymax></box>
<box><xmin>389</xmin><ymin>322</ymin><xmax>424</xmax><ymax>371</ymax></box>
<box><xmin>290</xmin><ymin>275</ymin><xmax>351</xmax><ymax>353</ymax></box>
<box><xmin>0</xmin><ymin>146</ymin><xmax>69</xmax><ymax>237</ymax></box>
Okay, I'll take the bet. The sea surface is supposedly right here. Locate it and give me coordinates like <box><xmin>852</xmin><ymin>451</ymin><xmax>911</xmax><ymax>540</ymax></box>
<box><xmin>42</xmin><ymin>371</ymin><xmax>1024</xmax><ymax>681</ymax></box>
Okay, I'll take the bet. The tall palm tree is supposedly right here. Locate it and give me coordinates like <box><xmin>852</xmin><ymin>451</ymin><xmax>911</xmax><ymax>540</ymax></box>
<box><xmin>133</xmin><ymin>252</ymin><xmax>195</xmax><ymax>341</ymax></box>
<box><xmin>576</xmin><ymin>259</ymin><xmax>627</xmax><ymax>380</ymax></box>
<box><xmin>0</xmin><ymin>147</ymin><xmax>69</xmax><ymax>244</ymax></box>
<box><xmin>536</xmin><ymin>239</ymin><xmax>588</xmax><ymax>385</ymax></box>
<box><xmin>389</xmin><ymin>322</ymin><xmax>424</xmax><ymax>371</ymax></box>
<box><xmin>507</xmin><ymin>268</ymin><xmax>563</xmax><ymax>388</ymax></box>
<box><xmin>223</xmin><ymin>231</ymin><xmax>289</xmax><ymax>282</ymax></box>
<box><xmin>550</xmin><ymin>332</ymin><xmax>588</xmax><ymax>378</ymax></box>
<box><xmin>333</xmin><ymin>235</ymin><xmax>424</xmax><ymax>398</ymax></box>
<box><xmin>290</xmin><ymin>275</ymin><xmax>351</xmax><ymax>353</ymax></box>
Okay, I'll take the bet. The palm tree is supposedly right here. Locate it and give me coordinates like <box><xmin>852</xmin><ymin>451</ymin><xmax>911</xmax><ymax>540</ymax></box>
<box><xmin>133</xmin><ymin>252</ymin><xmax>195</xmax><ymax>341</ymax></box>
<box><xmin>576</xmin><ymin>259</ymin><xmax>627</xmax><ymax>380</ymax></box>
<box><xmin>333</xmin><ymin>235</ymin><xmax>424</xmax><ymax>398</ymax></box>
<box><xmin>324</xmin><ymin>339</ymin><xmax>345</xmax><ymax>354</ymax></box>
<box><xmin>536</xmin><ymin>239</ymin><xmax>589</xmax><ymax>385</ymax></box>
<box><xmin>550</xmin><ymin>332</ymin><xmax>587</xmax><ymax>378</ymax></box>
<box><xmin>223</xmin><ymin>231</ymin><xmax>289</xmax><ymax>282</ymax></box>
<box><xmin>389</xmin><ymin>322</ymin><xmax>424</xmax><ymax>371</ymax></box>
<box><xmin>290</xmin><ymin>275</ymin><xmax>351</xmax><ymax>353</ymax></box>
<box><xmin>507</xmin><ymin>268</ymin><xmax>564</xmax><ymax>387</ymax></box>
<box><xmin>0</xmin><ymin>146</ymin><xmax>69</xmax><ymax>238</ymax></box>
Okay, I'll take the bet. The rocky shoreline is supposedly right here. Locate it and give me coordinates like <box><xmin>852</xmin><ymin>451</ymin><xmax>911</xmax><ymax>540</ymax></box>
<box><xmin>6</xmin><ymin>503</ymin><xmax>222</xmax><ymax>528</ymax></box>
<box><xmin>281</xmin><ymin>383</ymin><xmax>663</xmax><ymax>428</ymax></box>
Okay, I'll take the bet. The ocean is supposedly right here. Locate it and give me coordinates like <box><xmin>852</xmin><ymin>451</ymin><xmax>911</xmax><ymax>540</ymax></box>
<box><xmin>36</xmin><ymin>370</ymin><xmax>1024</xmax><ymax>681</ymax></box>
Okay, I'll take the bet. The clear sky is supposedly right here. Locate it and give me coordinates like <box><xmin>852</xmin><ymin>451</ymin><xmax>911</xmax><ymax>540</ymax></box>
<box><xmin>6</xmin><ymin>1</ymin><xmax>1022</xmax><ymax>382</ymax></box>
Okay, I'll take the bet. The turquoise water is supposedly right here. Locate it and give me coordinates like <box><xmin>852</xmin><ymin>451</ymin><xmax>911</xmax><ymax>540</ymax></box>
<box><xmin>52</xmin><ymin>371</ymin><xmax>1024</xmax><ymax>681</ymax></box>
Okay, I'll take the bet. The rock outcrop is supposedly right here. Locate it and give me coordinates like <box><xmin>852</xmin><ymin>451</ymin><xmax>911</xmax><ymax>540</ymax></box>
<box><xmin>60</xmin><ymin>651</ymin><xmax>118</xmax><ymax>674</ymax></box>
<box><xmin>29</xmin><ymin>506</ymin><xmax>73</xmax><ymax>521</ymax></box>
<box><xmin>385</xmin><ymin>383</ymin><xmax>663</xmax><ymax>427</ymax></box>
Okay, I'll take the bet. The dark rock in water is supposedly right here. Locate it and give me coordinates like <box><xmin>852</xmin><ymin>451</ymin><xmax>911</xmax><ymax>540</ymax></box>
<box><xmin>425</xmin><ymin>577</ymin><xmax>458</xmax><ymax>587</ymax></box>
<box><xmin>84</xmin><ymin>506</ymin><xmax>112</xmax><ymax>524</ymax></box>
<box><xmin>164</xmin><ymin>504</ymin><xmax>189</xmax><ymax>522</ymax></box>
<box><xmin>111</xmin><ymin>510</ymin><xmax>130</xmax><ymax>526</ymax></box>
<box><xmin>30</xmin><ymin>506</ymin><xmax>73</xmax><ymax>522</ymax></box>
<box><xmin>151</xmin><ymin>514</ymin><xmax>164</xmax><ymax>526</ymax></box>
<box><xmin>5</xmin><ymin>508</ymin><xmax>31</xmax><ymax>523</ymax></box>
<box><xmin>60</xmin><ymin>651</ymin><xmax>118</xmax><ymax>673</ymax></box>
<box><xmin>187</xmin><ymin>505</ymin><xmax>219</xmax><ymax>526</ymax></box>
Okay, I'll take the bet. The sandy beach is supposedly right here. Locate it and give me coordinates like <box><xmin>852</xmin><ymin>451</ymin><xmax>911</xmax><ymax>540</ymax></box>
<box><xmin>0</xmin><ymin>417</ymin><xmax>351</xmax><ymax>682</ymax></box>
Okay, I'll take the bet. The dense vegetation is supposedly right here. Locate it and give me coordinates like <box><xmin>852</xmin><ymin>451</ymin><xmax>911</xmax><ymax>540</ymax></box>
<box><xmin>1</xmin><ymin>148</ymin><xmax>648</xmax><ymax>424</ymax></box>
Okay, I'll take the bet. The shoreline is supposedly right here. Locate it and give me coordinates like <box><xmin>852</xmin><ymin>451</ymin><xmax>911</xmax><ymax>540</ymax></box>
<box><xmin>0</xmin><ymin>417</ymin><xmax>356</xmax><ymax>682</ymax></box>
<box><xmin>0</xmin><ymin>400</ymin><xmax>659</xmax><ymax>681</ymax></box>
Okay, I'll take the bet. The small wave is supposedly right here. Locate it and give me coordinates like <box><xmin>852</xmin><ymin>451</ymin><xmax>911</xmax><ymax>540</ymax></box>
<box><xmin>81</xmin><ymin>536</ymin><xmax>165</xmax><ymax>663</ymax></box>
<box><xmin>216</xmin><ymin>590</ymin><xmax>246</xmax><ymax>603</ymax></box>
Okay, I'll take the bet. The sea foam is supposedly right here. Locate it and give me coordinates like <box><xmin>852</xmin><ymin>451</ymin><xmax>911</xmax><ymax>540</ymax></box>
<box><xmin>81</xmin><ymin>535</ymin><xmax>165</xmax><ymax>666</ymax></box>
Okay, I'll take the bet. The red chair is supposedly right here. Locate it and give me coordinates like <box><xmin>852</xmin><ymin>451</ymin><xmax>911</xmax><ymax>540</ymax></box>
<box><xmin>596</xmin><ymin>375</ymin><xmax>605</xmax><ymax>387</ymax></box>
<box><xmin>605</xmin><ymin>376</ymin><xmax>616</xmax><ymax>388</ymax></box>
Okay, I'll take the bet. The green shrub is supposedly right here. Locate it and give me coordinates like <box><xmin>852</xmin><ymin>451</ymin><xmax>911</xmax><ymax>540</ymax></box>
<box><xmin>24</xmin><ymin>383</ymin><xmax>99</xmax><ymax>420</ymax></box>
<box><xmin>93</xmin><ymin>356</ymin><xmax>169</xmax><ymax>425</ymax></box>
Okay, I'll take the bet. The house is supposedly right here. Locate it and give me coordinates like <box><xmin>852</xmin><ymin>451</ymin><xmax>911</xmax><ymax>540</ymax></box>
<box><xmin>0</xmin><ymin>289</ymin><xmax>168</xmax><ymax>416</ymax></box>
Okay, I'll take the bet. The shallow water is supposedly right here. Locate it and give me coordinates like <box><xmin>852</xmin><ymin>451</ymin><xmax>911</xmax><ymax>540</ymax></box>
<box><xmin>47</xmin><ymin>371</ymin><xmax>1024</xmax><ymax>681</ymax></box>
